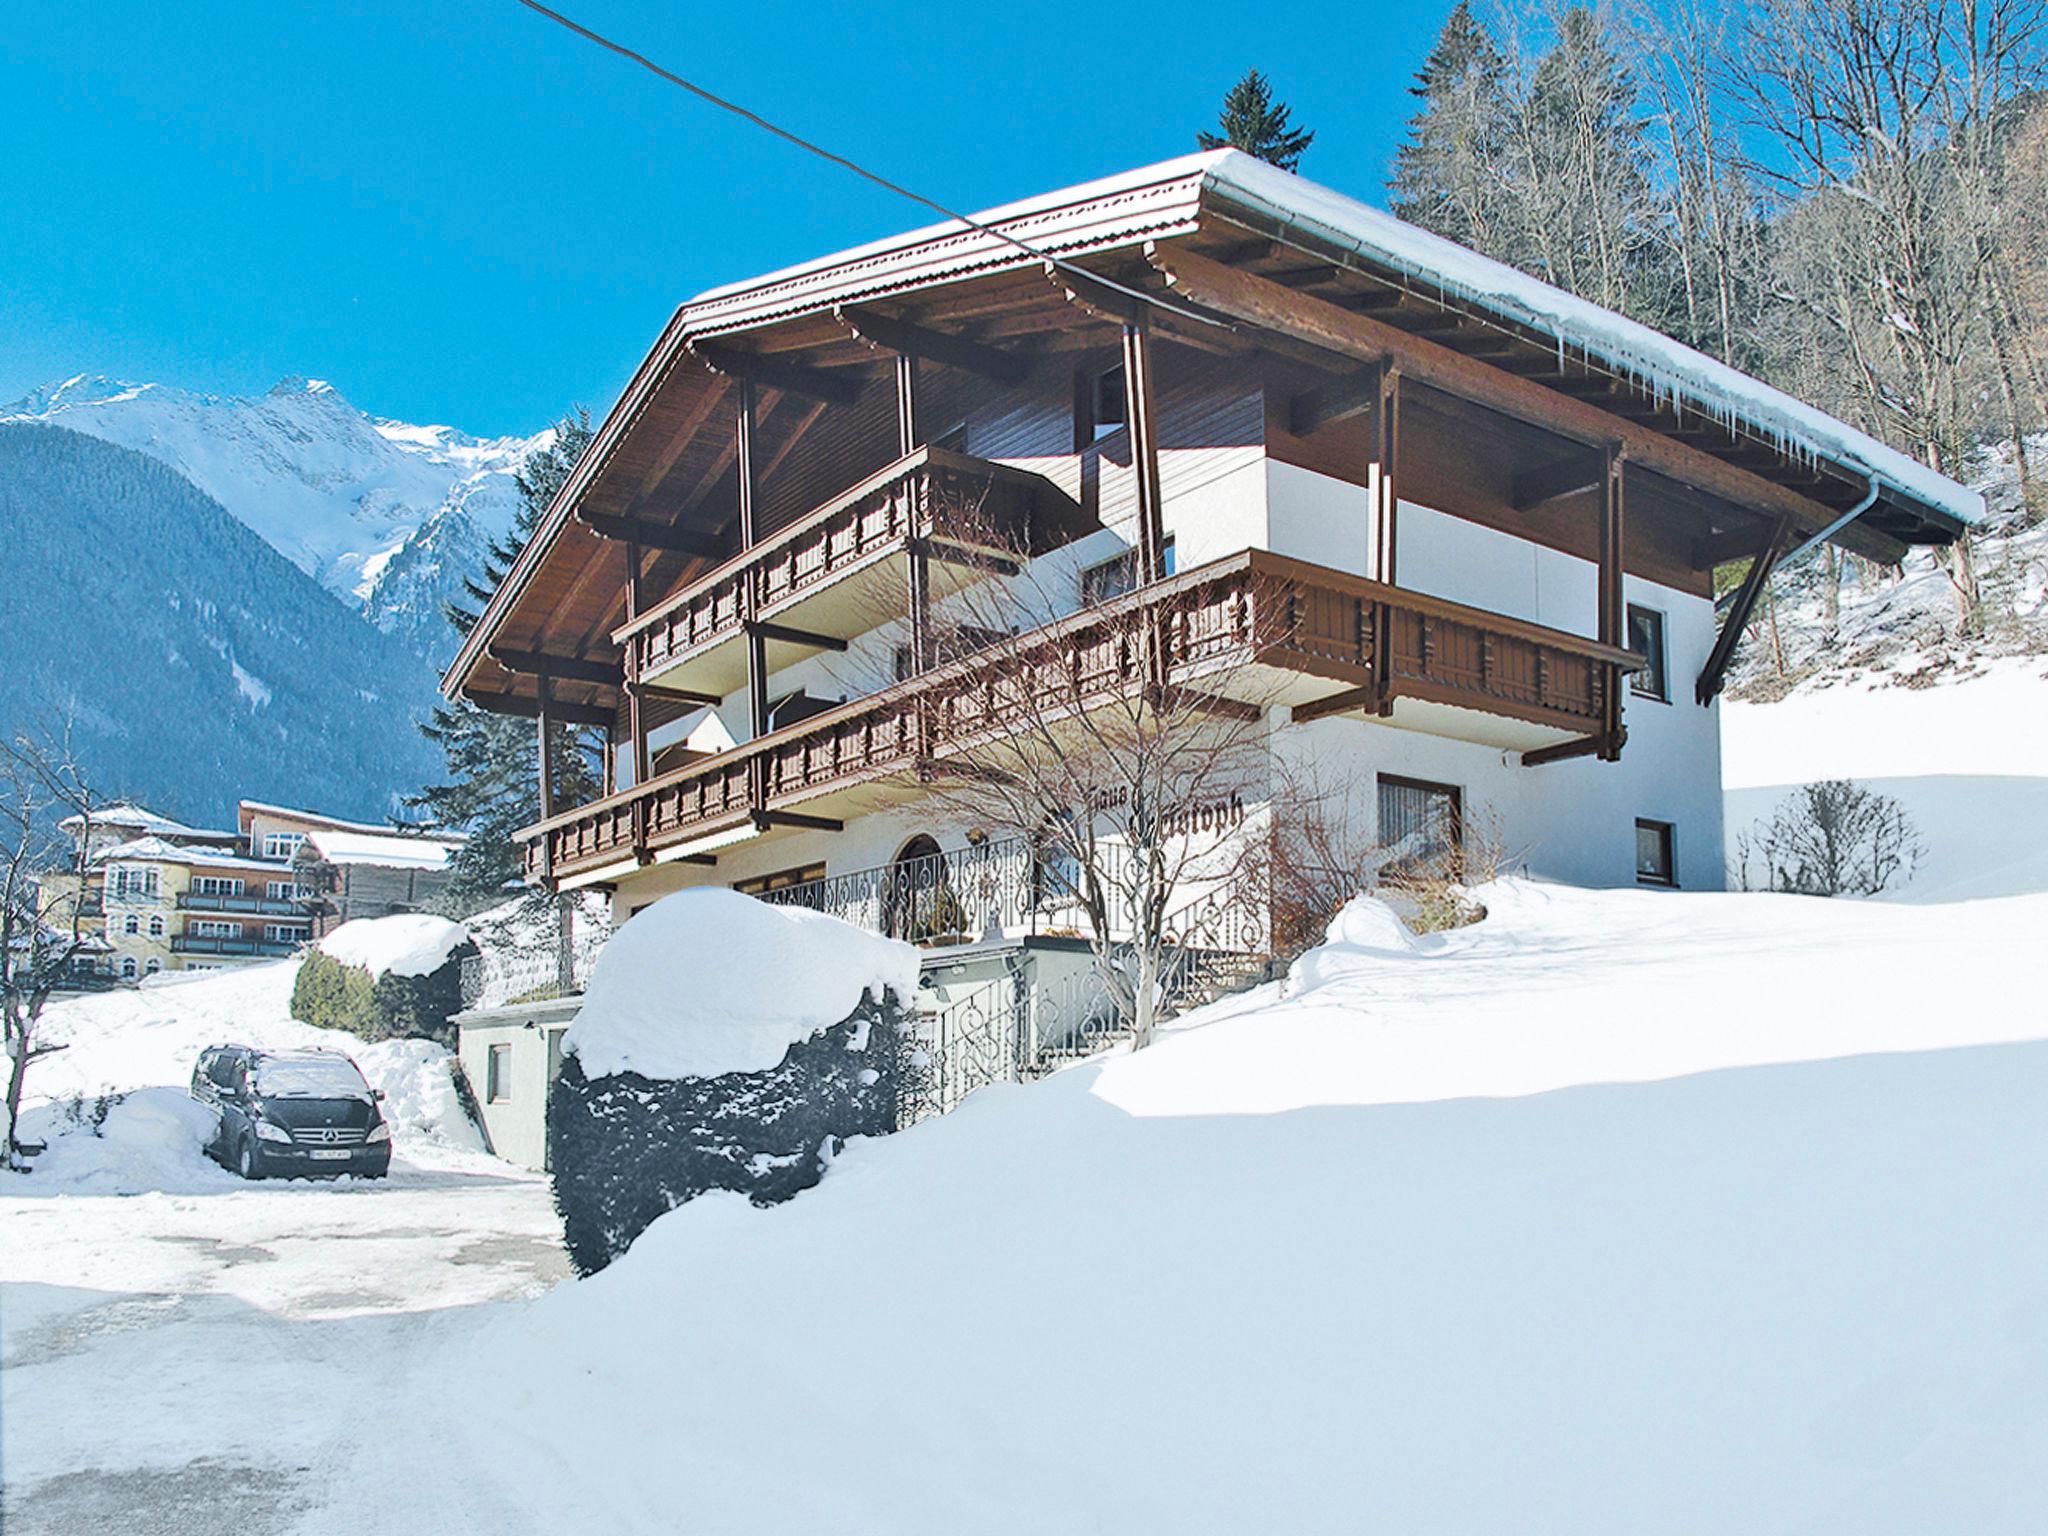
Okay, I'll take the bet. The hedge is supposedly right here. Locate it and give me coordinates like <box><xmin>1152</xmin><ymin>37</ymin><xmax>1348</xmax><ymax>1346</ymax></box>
<box><xmin>289</xmin><ymin>943</ymin><xmax>477</xmax><ymax>1046</ymax></box>
<box><xmin>548</xmin><ymin>989</ymin><xmax>917</xmax><ymax>1276</ymax></box>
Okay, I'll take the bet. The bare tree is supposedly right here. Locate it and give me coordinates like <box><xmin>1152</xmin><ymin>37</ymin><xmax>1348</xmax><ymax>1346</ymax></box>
<box><xmin>2</xmin><ymin>732</ymin><xmax>104</xmax><ymax>1169</ymax></box>
<box><xmin>871</xmin><ymin>549</ymin><xmax>1291</xmax><ymax>1051</ymax></box>
<box><xmin>1733</xmin><ymin>778</ymin><xmax>1924</xmax><ymax>895</ymax></box>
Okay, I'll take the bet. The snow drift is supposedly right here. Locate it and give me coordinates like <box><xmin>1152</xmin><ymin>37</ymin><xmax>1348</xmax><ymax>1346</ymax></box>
<box><xmin>565</xmin><ymin>888</ymin><xmax>920</xmax><ymax>1081</ymax></box>
<box><xmin>448</xmin><ymin>882</ymin><xmax>2048</xmax><ymax>1534</ymax></box>
<box><xmin>318</xmin><ymin>914</ymin><xmax>470</xmax><ymax>980</ymax></box>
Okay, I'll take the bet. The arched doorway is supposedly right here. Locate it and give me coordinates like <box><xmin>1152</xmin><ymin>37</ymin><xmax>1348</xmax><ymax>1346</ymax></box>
<box><xmin>883</xmin><ymin>834</ymin><xmax>953</xmax><ymax>942</ymax></box>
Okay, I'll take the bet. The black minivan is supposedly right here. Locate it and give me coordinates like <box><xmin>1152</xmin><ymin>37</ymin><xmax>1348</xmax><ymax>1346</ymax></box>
<box><xmin>191</xmin><ymin>1046</ymin><xmax>392</xmax><ymax>1180</ymax></box>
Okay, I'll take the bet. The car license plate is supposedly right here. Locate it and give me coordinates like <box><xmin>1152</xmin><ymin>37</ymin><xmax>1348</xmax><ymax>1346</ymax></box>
<box><xmin>309</xmin><ymin>1148</ymin><xmax>351</xmax><ymax>1161</ymax></box>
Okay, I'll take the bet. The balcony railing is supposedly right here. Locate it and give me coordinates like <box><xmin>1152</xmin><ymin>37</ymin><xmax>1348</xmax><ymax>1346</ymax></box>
<box><xmin>615</xmin><ymin>445</ymin><xmax>1089</xmax><ymax>693</ymax></box>
<box><xmin>521</xmin><ymin>548</ymin><xmax>1639</xmax><ymax>884</ymax></box>
<box><xmin>172</xmin><ymin>935</ymin><xmax>305</xmax><ymax>958</ymax></box>
<box><xmin>178</xmin><ymin>892</ymin><xmax>304</xmax><ymax>916</ymax></box>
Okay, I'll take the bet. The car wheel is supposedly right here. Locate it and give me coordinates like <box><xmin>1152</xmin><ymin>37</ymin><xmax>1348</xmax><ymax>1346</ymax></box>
<box><xmin>236</xmin><ymin>1137</ymin><xmax>262</xmax><ymax>1181</ymax></box>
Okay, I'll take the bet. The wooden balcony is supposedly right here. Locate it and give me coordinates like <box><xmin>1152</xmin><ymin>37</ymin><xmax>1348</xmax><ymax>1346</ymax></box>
<box><xmin>614</xmin><ymin>445</ymin><xmax>1092</xmax><ymax>700</ymax></box>
<box><xmin>522</xmin><ymin>549</ymin><xmax>1640</xmax><ymax>886</ymax></box>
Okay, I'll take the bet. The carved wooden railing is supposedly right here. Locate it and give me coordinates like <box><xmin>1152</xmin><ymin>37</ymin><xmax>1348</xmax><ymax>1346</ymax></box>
<box><xmin>615</xmin><ymin>445</ymin><xmax>1083</xmax><ymax>682</ymax></box>
<box><xmin>522</xmin><ymin>550</ymin><xmax>1638</xmax><ymax>882</ymax></box>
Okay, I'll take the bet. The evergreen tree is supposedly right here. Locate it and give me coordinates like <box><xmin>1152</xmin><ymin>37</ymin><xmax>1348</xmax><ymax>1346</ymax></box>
<box><xmin>411</xmin><ymin>412</ymin><xmax>601</xmax><ymax>914</ymax></box>
<box><xmin>1198</xmin><ymin>69</ymin><xmax>1316</xmax><ymax>171</ymax></box>
<box><xmin>1390</xmin><ymin>2</ymin><xmax>1512</xmax><ymax>251</ymax></box>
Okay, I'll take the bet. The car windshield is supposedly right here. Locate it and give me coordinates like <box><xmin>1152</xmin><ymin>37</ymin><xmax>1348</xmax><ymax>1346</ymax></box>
<box><xmin>253</xmin><ymin>1056</ymin><xmax>369</xmax><ymax>1100</ymax></box>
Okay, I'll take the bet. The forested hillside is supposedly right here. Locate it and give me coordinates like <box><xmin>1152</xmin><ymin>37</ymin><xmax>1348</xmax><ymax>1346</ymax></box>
<box><xmin>0</xmin><ymin>423</ymin><xmax>443</xmax><ymax>825</ymax></box>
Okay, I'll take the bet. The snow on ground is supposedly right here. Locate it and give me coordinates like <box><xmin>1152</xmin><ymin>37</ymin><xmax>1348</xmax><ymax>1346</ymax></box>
<box><xmin>317</xmin><ymin>912</ymin><xmax>469</xmax><ymax>979</ymax></box>
<box><xmin>6</xmin><ymin>886</ymin><xmax>2043</xmax><ymax>1531</ymax></box>
<box><xmin>418</xmin><ymin>882</ymin><xmax>2046</xmax><ymax>1535</ymax></box>
<box><xmin>568</xmin><ymin>888</ymin><xmax>919</xmax><ymax>1081</ymax></box>
<box><xmin>1725</xmin><ymin>656</ymin><xmax>2048</xmax><ymax>901</ymax></box>
<box><xmin>2</xmin><ymin>961</ymin><xmax>565</xmax><ymax>1535</ymax></box>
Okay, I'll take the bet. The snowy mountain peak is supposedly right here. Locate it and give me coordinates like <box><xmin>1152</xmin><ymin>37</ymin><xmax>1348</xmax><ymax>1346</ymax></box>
<box><xmin>1</xmin><ymin>374</ymin><xmax>556</xmax><ymax>662</ymax></box>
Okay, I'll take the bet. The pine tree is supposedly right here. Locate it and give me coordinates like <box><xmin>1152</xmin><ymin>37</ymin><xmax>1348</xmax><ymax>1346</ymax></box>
<box><xmin>1390</xmin><ymin>2</ymin><xmax>1512</xmax><ymax>251</ymax></box>
<box><xmin>411</xmin><ymin>412</ymin><xmax>601</xmax><ymax>914</ymax></box>
<box><xmin>1198</xmin><ymin>69</ymin><xmax>1316</xmax><ymax>171</ymax></box>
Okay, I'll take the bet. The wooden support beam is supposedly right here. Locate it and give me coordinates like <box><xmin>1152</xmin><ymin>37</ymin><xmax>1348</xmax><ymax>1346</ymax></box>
<box><xmin>1512</xmin><ymin>451</ymin><xmax>1606</xmax><ymax>513</ymax></box>
<box><xmin>1288</xmin><ymin>367</ymin><xmax>1382</xmax><ymax>436</ymax></box>
<box><xmin>1123</xmin><ymin>311</ymin><xmax>1169</xmax><ymax>586</ymax></box>
<box><xmin>922</xmin><ymin>540</ymin><xmax>1020</xmax><ymax>576</ymax></box>
<box><xmin>840</xmin><ymin>306</ymin><xmax>1032</xmax><ymax>386</ymax></box>
<box><xmin>488</xmin><ymin>646</ymin><xmax>622</xmax><ymax>688</ymax></box>
<box><xmin>626</xmin><ymin>679</ymin><xmax>724</xmax><ymax>708</ymax></box>
<box><xmin>535</xmin><ymin>673</ymin><xmax>556</xmax><ymax>823</ymax></box>
<box><xmin>1292</xmin><ymin>684</ymin><xmax>1378</xmax><ymax>725</ymax></box>
<box><xmin>462</xmin><ymin>689</ymin><xmax>615</xmax><ymax>729</ymax></box>
<box><xmin>1597</xmin><ymin>444</ymin><xmax>1627</xmax><ymax>761</ymax></box>
<box><xmin>894</xmin><ymin>352</ymin><xmax>920</xmax><ymax>457</ymax></box>
<box><xmin>693</xmin><ymin>342</ymin><xmax>865</xmax><ymax>406</ymax></box>
<box><xmin>1521</xmin><ymin>734</ymin><xmax>1605</xmax><ymax>767</ymax></box>
<box><xmin>736</xmin><ymin>380</ymin><xmax>770</xmax><ymax>742</ymax></box>
<box><xmin>899</xmin><ymin>353</ymin><xmax>931</xmax><ymax>674</ymax></box>
<box><xmin>1696</xmin><ymin>516</ymin><xmax>1791</xmax><ymax>706</ymax></box>
<box><xmin>622</xmin><ymin>541</ymin><xmax>650</xmax><ymax>793</ymax></box>
<box><xmin>576</xmin><ymin>511</ymin><xmax>726</xmax><ymax>559</ymax></box>
<box><xmin>750</xmin><ymin>810</ymin><xmax>844</xmax><ymax>833</ymax></box>
<box><xmin>1143</xmin><ymin>242</ymin><xmax>1911</xmax><ymax>563</ymax></box>
<box><xmin>745</xmin><ymin>620</ymin><xmax>851</xmax><ymax>652</ymax></box>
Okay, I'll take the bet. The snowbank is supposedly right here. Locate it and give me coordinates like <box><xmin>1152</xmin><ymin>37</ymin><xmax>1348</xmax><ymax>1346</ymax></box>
<box><xmin>565</xmin><ymin>888</ymin><xmax>920</xmax><ymax>1082</ymax></box>
<box><xmin>448</xmin><ymin>882</ymin><xmax>2048</xmax><ymax>1533</ymax></box>
<box><xmin>5</xmin><ymin>958</ymin><xmax>484</xmax><ymax>1195</ymax></box>
<box><xmin>318</xmin><ymin>914</ymin><xmax>469</xmax><ymax>979</ymax></box>
<box><xmin>1724</xmin><ymin>659</ymin><xmax>2048</xmax><ymax>901</ymax></box>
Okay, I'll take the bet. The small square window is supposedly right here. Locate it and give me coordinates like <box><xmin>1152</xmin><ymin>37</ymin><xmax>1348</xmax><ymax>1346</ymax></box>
<box><xmin>1081</xmin><ymin>537</ymin><xmax>1175</xmax><ymax>607</ymax></box>
<box><xmin>1627</xmin><ymin>605</ymin><xmax>1668</xmax><ymax>702</ymax></box>
<box><xmin>487</xmin><ymin>1043</ymin><xmax>513</xmax><ymax>1104</ymax></box>
<box><xmin>1635</xmin><ymin>819</ymin><xmax>1677</xmax><ymax>886</ymax></box>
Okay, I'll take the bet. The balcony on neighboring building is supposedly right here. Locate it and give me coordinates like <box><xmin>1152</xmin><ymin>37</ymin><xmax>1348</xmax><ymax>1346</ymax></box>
<box><xmin>613</xmin><ymin>445</ymin><xmax>1093</xmax><ymax>702</ymax></box>
<box><xmin>521</xmin><ymin>548</ymin><xmax>1639</xmax><ymax>885</ymax></box>
<box><xmin>172</xmin><ymin>934</ymin><xmax>306</xmax><ymax>958</ymax></box>
<box><xmin>177</xmin><ymin>891</ymin><xmax>305</xmax><ymax>917</ymax></box>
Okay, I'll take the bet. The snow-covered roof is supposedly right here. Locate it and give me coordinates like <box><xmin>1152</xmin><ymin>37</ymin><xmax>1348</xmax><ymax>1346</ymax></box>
<box><xmin>94</xmin><ymin>837</ymin><xmax>294</xmax><ymax>875</ymax></box>
<box><xmin>62</xmin><ymin>803</ymin><xmax>237</xmax><ymax>843</ymax></box>
<box><xmin>1196</xmin><ymin>153</ymin><xmax>1981</xmax><ymax>528</ymax></box>
<box><xmin>685</xmin><ymin>149</ymin><xmax>1980</xmax><ymax>530</ymax></box>
<box><xmin>299</xmin><ymin>830</ymin><xmax>457</xmax><ymax>870</ymax></box>
<box><xmin>239</xmin><ymin>800</ymin><xmax>467</xmax><ymax>843</ymax></box>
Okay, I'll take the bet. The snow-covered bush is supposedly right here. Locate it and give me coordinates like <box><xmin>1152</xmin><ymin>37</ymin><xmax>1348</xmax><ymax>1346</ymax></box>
<box><xmin>548</xmin><ymin>890</ymin><xmax>920</xmax><ymax>1275</ymax></box>
<box><xmin>290</xmin><ymin>915</ymin><xmax>477</xmax><ymax>1046</ymax></box>
<box><xmin>1734</xmin><ymin>779</ymin><xmax>1925</xmax><ymax>897</ymax></box>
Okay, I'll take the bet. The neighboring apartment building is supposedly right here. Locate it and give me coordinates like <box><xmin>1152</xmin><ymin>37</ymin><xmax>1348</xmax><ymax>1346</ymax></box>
<box><xmin>441</xmin><ymin>152</ymin><xmax>1979</xmax><ymax>1085</ymax></box>
<box><xmin>46</xmin><ymin>800</ymin><xmax>462</xmax><ymax>978</ymax></box>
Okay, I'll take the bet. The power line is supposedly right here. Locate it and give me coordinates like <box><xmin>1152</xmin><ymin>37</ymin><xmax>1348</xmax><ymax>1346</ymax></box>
<box><xmin>505</xmin><ymin>0</ymin><xmax>1222</xmax><ymax>328</ymax></box>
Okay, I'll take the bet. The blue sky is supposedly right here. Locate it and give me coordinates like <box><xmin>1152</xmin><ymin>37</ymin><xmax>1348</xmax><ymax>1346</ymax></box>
<box><xmin>1</xmin><ymin>1</ymin><xmax>1454</xmax><ymax>437</ymax></box>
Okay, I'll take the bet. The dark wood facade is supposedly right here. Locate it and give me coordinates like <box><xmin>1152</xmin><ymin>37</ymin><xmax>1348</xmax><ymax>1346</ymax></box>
<box><xmin>442</xmin><ymin>155</ymin><xmax>1972</xmax><ymax>892</ymax></box>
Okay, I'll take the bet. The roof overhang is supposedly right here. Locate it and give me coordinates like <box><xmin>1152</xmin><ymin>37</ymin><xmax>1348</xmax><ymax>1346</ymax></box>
<box><xmin>445</xmin><ymin>150</ymin><xmax>1981</xmax><ymax>708</ymax></box>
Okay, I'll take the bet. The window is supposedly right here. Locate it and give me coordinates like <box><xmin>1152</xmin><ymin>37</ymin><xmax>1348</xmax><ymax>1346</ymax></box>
<box><xmin>120</xmin><ymin>957</ymin><xmax>138</xmax><ymax>980</ymax></box>
<box><xmin>147</xmin><ymin>914</ymin><xmax>165</xmax><ymax>939</ymax></box>
<box><xmin>260</xmin><ymin>832</ymin><xmax>305</xmax><ymax>861</ymax></box>
<box><xmin>266</xmin><ymin>880</ymin><xmax>294</xmax><ymax>901</ymax></box>
<box><xmin>733</xmin><ymin>864</ymin><xmax>827</xmax><ymax>898</ymax></box>
<box><xmin>1377</xmin><ymin>776</ymin><xmax>1463</xmax><ymax>880</ymax></box>
<box><xmin>122</xmin><ymin>913</ymin><xmax>140</xmax><ymax>936</ymax></box>
<box><xmin>1627</xmin><ymin>604</ymin><xmax>1668</xmax><ymax>702</ymax></box>
<box><xmin>1081</xmin><ymin>538</ymin><xmax>1176</xmax><ymax>607</ymax></box>
<box><xmin>106</xmin><ymin>865</ymin><xmax>160</xmax><ymax>902</ymax></box>
<box><xmin>265</xmin><ymin>923</ymin><xmax>311</xmax><ymax>944</ymax></box>
<box><xmin>1636</xmin><ymin>819</ymin><xmax>1677</xmax><ymax>886</ymax></box>
<box><xmin>487</xmin><ymin>1043</ymin><xmax>512</xmax><ymax>1104</ymax></box>
<box><xmin>891</xmin><ymin>625</ymin><xmax>1009</xmax><ymax>681</ymax></box>
<box><xmin>192</xmin><ymin>875</ymin><xmax>246</xmax><ymax>897</ymax></box>
<box><xmin>1077</xmin><ymin>363</ymin><xmax>1127</xmax><ymax>445</ymax></box>
<box><xmin>192</xmin><ymin>919</ymin><xmax>238</xmax><ymax>939</ymax></box>
<box><xmin>144</xmin><ymin>958</ymin><xmax>162</xmax><ymax>975</ymax></box>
